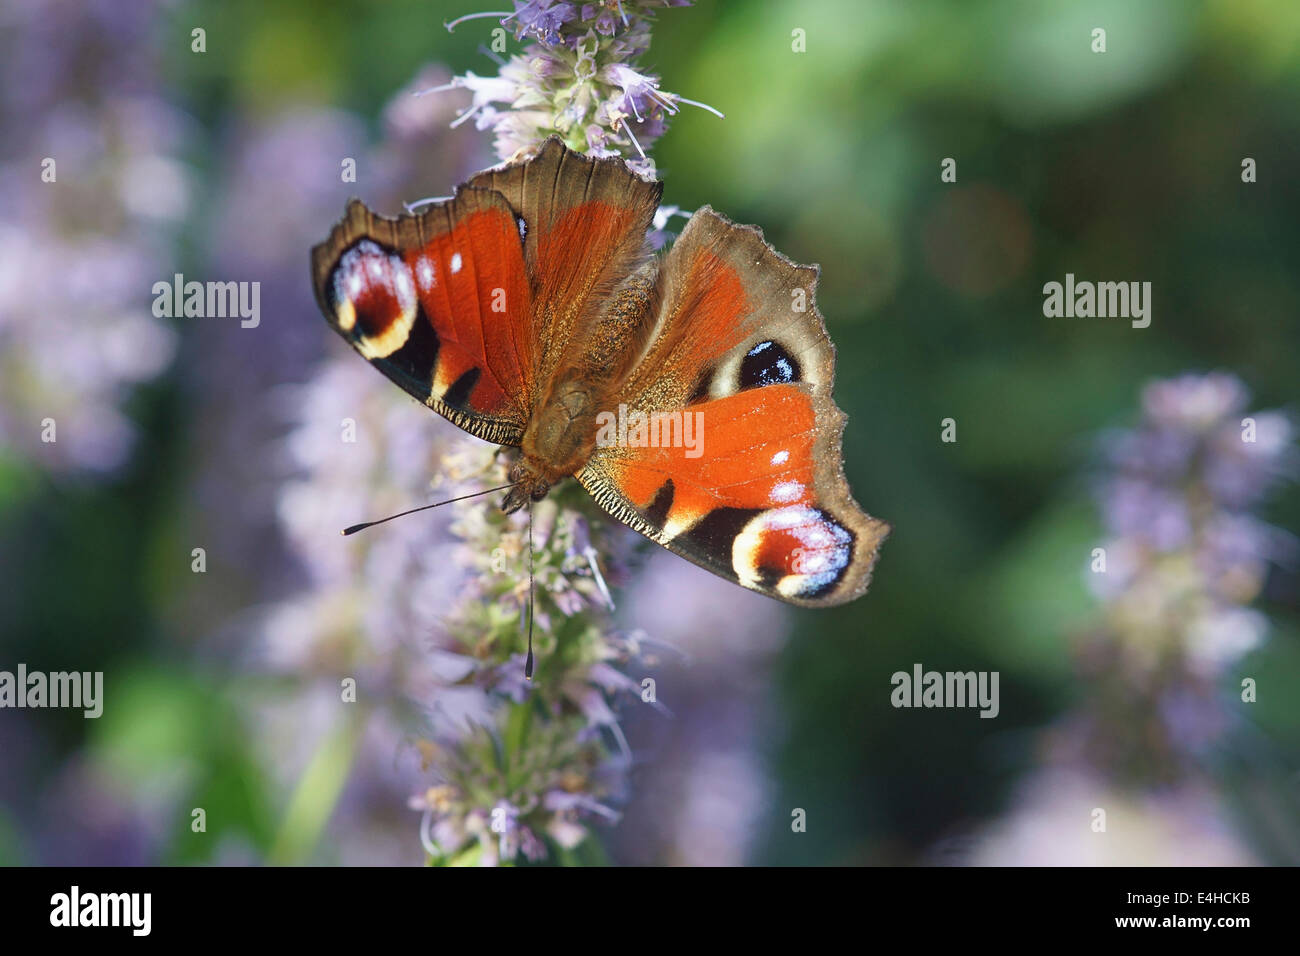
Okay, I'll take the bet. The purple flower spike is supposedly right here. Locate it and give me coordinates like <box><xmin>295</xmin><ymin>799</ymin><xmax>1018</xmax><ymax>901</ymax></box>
<box><xmin>1086</xmin><ymin>371</ymin><xmax>1295</xmax><ymax>776</ymax></box>
<box><xmin>428</xmin><ymin>0</ymin><xmax>716</xmax><ymax>173</ymax></box>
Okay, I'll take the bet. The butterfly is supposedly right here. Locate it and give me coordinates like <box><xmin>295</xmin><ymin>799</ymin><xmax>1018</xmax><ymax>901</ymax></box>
<box><xmin>311</xmin><ymin>137</ymin><xmax>888</xmax><ymax>609</ymax></box>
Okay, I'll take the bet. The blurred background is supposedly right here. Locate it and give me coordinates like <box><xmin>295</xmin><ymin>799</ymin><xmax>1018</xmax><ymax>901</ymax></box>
<box><xmin>1</xmin><ymin>0</ymin><xmax>1297</xmax><ymax>865</ymax></box>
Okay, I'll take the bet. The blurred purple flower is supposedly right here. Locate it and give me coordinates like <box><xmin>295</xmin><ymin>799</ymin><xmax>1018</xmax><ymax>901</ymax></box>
<box><xmin>0</xmin><ymin>0</ymin><xmax>189</xmax><ymax>475</ymax></box>
<box><xmin>1092</xmin><ymin>372</ymin><xmax>1295</xmax><ymax>674</ymax></box>
<box><xmin>1082</xmin><ymin>371</ymin><xmax>1294</xmax><ymax>769</ymax></box>
<box><xmin>962</xmin><ymin>372</ymin><xmax>1295</xmax><ymax>865</ymax></box>
<box><xmin>970</xmin><ymin>769</ymin><xmax>1257</xmax><ymax>866</ymax></box>
<box><xmin>172</xmin><ymin>78</ymin><xmax>481</xmax><ymax>862</ymax></box>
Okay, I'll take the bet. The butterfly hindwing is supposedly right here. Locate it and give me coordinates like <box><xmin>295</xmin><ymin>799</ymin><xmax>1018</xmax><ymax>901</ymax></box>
<box><xmin>580</xmin><ymin>207</ymin><xmax>889</xmax><ymax>606</ymax></box>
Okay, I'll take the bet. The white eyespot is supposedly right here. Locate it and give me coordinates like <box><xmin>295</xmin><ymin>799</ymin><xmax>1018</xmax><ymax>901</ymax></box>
<box><xmin>394</xmin><ymin>264</ymin><xmax>415</xmax><ymax>305</ymax></box>
<box><xmin>771</xmin><ymin>480</ymin><xmax>804</xmax><ymax>503</ymax></box>
<box><xmin>798</xmin><ymin>552</ymin><xmax>830</xmax><ymax>573</ymax></box>
<box><xmin>416</xmin><ymin>255</ymin><xmax>435</xmax><ymax>290</ymax></box>
<box><xmin>731</xmin><ymin>505</ymin><xmax>852</xmax><ymax>598</ymax></box>
<box><xmin>770</xmin><ymin>449</ymin><xmax>790</xmax><ymax>466</ymax></box>
<box><xmin>450</xmin><ymin>252</ymin><xmax>462</xmax><ymax>274</ymax></box>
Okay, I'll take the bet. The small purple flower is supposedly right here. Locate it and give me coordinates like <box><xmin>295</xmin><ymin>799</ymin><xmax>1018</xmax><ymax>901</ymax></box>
<box><xmin>1102</xmin><ymin>478</ymin><xmax>1192</xmax><ymax>550</ymax></box>
<box><xmin>512</xmin><ymin>1</ymin><xmax>580</xmax><ymax>43</ymax></box>
<box><xmin>1141</xmin><ymin>372</ymin><xmax>1248</xmax><ymax>429</ymax></box>
<box><xmin>600</xmin><ymin>62</ymin><xmax>674</xmax><ymax>120</ymax></box>
<box><xmin>0</xmin><ymin>0</ymin><xmax>187</xmax><ymax>476</ymax></box>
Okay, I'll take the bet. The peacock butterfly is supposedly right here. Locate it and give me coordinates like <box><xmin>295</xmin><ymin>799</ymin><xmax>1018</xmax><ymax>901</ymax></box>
<box><xmin>310</xmin><ymin>137</ymin><xmax>889</xmax><ymax>608</ymax></box>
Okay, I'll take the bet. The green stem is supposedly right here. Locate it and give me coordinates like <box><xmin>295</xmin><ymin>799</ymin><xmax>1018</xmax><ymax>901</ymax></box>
<box><xmin>269</xmin><ymin>705</ymin><xmax>368</xmax><ymax>864</ymax></box>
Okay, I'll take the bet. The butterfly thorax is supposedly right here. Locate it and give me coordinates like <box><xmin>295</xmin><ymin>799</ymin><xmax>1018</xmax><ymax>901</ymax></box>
<box><xmin>502</xmin><ymin>378</ymin><xmax>600</xmax><ymax>513</ymax></box>
<box><xmin>502</xmin><ymin>268</ymin><xmax>658</xmax><ymax>515</ymax></box>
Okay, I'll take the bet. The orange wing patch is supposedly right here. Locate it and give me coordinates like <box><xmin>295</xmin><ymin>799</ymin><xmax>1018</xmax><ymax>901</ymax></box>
<box><xmin>403</xmin><ymin>203</ymin><xmax>533</xmax><ymax>416</ymax></box>
<box><xmin>534</xmin><ymin>201</ymin><xmax>648</xmax><ymax>311</ymax></box>
<box><xmin>580</xmin><ymin>385</ymin><xmax>882</xmax><ymax>605</ymax></box>
<box><xmin>602</xmin><ymin>384</ymin><xmax>816</xmax><ymax>538</ymax></box>
<box><xmin>463</xmin><ymin>138</ymin><xmax>663</xmax><ymax>388</ymax></box>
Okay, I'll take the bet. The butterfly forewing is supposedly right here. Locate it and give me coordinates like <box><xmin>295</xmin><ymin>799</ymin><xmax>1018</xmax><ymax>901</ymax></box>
<box><xmin>311</xmin><ymin>189</ymin><xmax>533</xmax><ymax>444</ymax></box>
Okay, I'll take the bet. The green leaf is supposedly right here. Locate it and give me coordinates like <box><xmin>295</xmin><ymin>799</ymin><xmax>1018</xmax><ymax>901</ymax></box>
<box><xmin>268</xmin><ymin>707</ymin><xmax>367</xmax><ymax>864</ymax></box>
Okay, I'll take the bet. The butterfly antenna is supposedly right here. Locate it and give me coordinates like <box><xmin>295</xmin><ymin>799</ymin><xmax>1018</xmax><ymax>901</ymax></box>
<box><xmin>404</xmin><ymin>195</ymin><xmax>454</xmax><ymax>214</ymax></box>
<box><xmin>341</xmin><ymin>483</ymin><xmax>515</xmax><ymax>536</ymax></box>
<box><xmin>524</xmin><ymin>502</ymin><xmax>536</xmax><ymax>681</ymax></box>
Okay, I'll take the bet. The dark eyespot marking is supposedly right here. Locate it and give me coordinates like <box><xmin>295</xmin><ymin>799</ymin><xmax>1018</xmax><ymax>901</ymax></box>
<box><xmin>328</xmin><ymin>238</ymin><xmax>411</xmax><ymax>340</ymax></box>
<box><xmin>382</xmin><ymin>303</ymin><xmax>439</xmax><ymax>386</ymax></box>
<box><xmin>643</xmin><ymin>479</ymin><xmax>675</xmax><ymax>529</ymax></box>
<box><xmin>682</xmin><ymin>506</ymin><xmax>761</xmax><ymax>556</ymax></box>
<box><xmin>753</xmin><ymin>560</ymin><xmax>785</xmax><ymax>590</ymax></box>
<box><xmin>442</xmin><ymin>366</ymin><xmax>481</xmax><ymax>409</ymax></box>
<box><xmin>739</xmin><ymin>340</ymin><xmax>800</xmax><ymax>389</ymax></box>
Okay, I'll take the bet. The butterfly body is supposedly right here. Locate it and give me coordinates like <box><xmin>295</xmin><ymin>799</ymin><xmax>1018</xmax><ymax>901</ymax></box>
<box><xmin>312</xmin><ymin>138</ymin><xmax>889</xmax><ymax>606</ymax></box>
<box><xmin>507</xmin><ymin>378</ymin><xmax>600</xmax><ymax>510</ymax></box>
